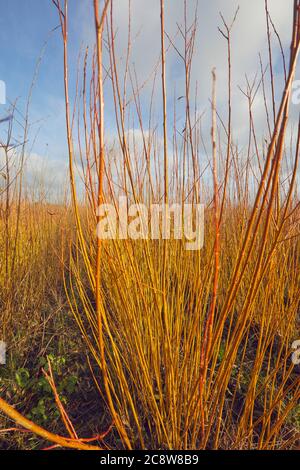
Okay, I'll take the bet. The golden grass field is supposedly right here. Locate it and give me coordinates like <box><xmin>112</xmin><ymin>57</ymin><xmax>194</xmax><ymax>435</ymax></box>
<box><xmin>0</xmin><ymin>0</ymin><xmax>299</xmax><ymax>450</ymax></box>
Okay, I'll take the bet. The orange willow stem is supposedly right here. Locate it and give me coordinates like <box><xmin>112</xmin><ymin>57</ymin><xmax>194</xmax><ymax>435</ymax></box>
<box><xmin>0</xmin><ymin>397</ymin><xmax>101</xmax><ymax>450</ymax></box>
<box><xmin>199</xmin><ymin>68</ymin><xmax>220</xmax><ymax>439</ymax></box>
<box><xmin>57</xmin><ymin>0</ymin><xmax>94</xmax><ymax>289</ymax></box>
<box><xmin>93</xmin><ymin>0</ymin><xmax>132</xmax><ymax>449</ymax></box>
<box><xmin>160</xmin><ymin>0</ymin><xmax>168</xmax><ymax>204</ymax></box>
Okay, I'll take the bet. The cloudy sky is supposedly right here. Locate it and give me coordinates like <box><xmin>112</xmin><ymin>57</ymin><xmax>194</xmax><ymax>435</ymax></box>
<box><xmin>0</xmin><ymin>0</ymin><xmax>297</xmax><ymax>196</ymax></box>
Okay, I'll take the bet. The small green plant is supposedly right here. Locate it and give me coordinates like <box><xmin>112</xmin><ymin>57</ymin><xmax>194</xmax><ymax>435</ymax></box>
<box><xmin>15</xmin><ymin>354</ymin><xmax>78</xmax><ymax>424</ymax></box>
<box><xmin>15</xmin><ymin>368</ymin><xmax>30</xmax><ymax>389</ymax></box>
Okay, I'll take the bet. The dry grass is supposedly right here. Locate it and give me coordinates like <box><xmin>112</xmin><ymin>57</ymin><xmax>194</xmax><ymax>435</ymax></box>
<box><xmin>0</xmin><ymin>0</ymin><xmax>299</xmax><ymax>450</ymax></box>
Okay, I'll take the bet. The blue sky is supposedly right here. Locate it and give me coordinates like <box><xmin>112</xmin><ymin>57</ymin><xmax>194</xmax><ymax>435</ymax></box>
<box><xmin>0</xmin><ymin>0</ymin><xmax>82</xmax><ymax>159</ymax></box>
<box><xmin>0</xmin><ymin>0</ymin><xmax>296</xmax><ymax>197</ymax></box>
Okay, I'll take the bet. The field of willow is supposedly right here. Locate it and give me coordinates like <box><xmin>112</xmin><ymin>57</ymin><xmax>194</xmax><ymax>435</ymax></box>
<box><xmin>0</xmin><ymin>0</ymin><xmax>299</xmax><ymax>451</ymax></box>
